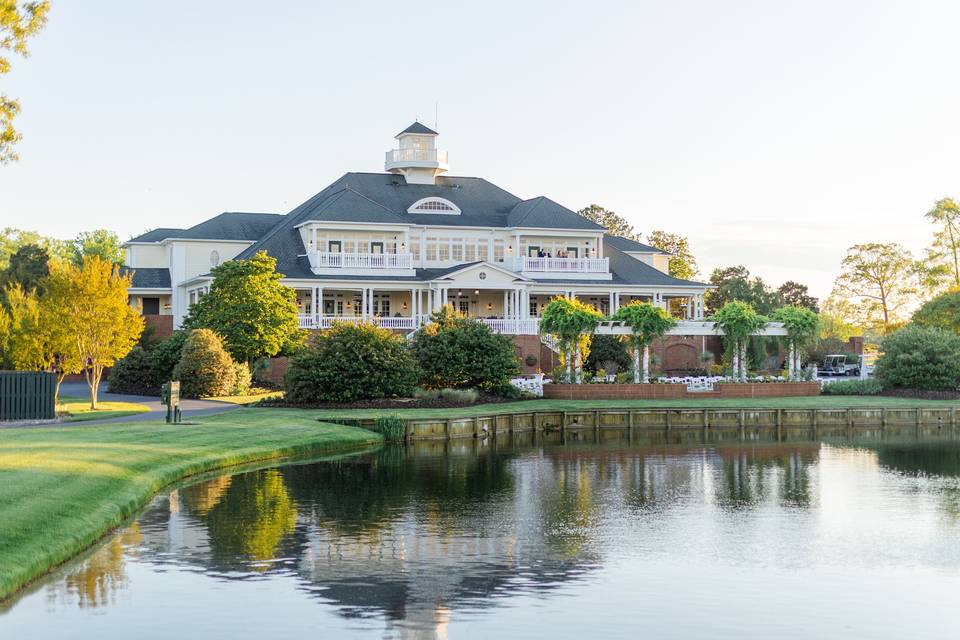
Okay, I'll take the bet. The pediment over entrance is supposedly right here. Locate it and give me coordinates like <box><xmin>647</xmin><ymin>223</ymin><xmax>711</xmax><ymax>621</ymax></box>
<box><xmin>430</xmin><ymin>262</ymin><xmax>529</xmax><ymax>287</ymax></box>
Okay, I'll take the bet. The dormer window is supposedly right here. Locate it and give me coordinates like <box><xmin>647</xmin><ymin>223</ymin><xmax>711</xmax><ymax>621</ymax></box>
<box><xmin>407</xmin><ymin>197</ymin><xmax>461</xmax><ymax>215</ymax></box>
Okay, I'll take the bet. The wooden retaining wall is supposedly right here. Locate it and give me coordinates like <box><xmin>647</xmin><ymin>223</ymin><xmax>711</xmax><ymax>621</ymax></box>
<box><xmin>335</xmin><ymin>406</ymin><xmax>960</xmax><ymax>443</ymax></box>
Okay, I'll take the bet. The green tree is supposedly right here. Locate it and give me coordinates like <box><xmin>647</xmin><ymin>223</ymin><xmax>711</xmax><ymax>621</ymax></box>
<box><xmin>576</xmin><ymin>204</ymin><xmax>641</xmax><ymax>241</ymax></box>
<box><xmin>831</xmin><ymin>242</ymin><xmax>919</xmax><ymax>334</ymax></box>
<box><xmin>0</xmin><ymin>227</ymin><xmax>70</xmax><ymax>270</ymax></box>
<box><xmin>925</xmin><ymin>197</ymin><xmax>960</xmax><ymax>289</ymax></box>
<box><xmin>172</xmin><ymin>329</ymin><xmax>238</xmax><ymax>398</ymax></box>
<box><xmin>183</xmin><ymin>251</ymin><xmax>303</xmax><ymax>363</ymax></box>
<box><xmin>70</xmin><ymin>229</ymin><xmax>124</xmax><ymax>266</ymax></box>
<box><xmin>646</xmin><ymin>230</ymin><xmax>699</xmax><ymax>280</ymax></box>
<box><xmin>0</xmin><ymin>243</ymin><xmax>48</xmax><ymax>294</ymax></box>
<box><xmin>712</xmin><ymin>301</ymin><xmax>766</xmax><ymax>381</ymax></box>
<box><xmin>776</xmin><ymin>281</ymin><xmax>818</xmax><ymax>312</ymax></box>
<box><xmin>705</xmin><ymin>265</ymin><xmax>781</xmax><ymax>315</ymax></box>
<box><xmin>612</xmin><ymin>302</ymin><xmax>677</xmax><ymax>383</ymax></box>
<box><xmin>539</xmin><ymin>296</ymin><xmax>605</xmax><ymax>383</ymax></box>
<box><xmin>874</xmin><ymin>325</ymin><xmax>960</xmax><ymax>391</ymax></box>
<box><xmin>45</xmin><ymin>257</ymin><xmax>144</xmax><ymax>408</ymax></box>
<box><xmin>284</xmin><ymin>322</ymin><xmax>419</xmax><ymax>403</ymax></box>
<box><xmin>1</xmin><ymin>1</ymin><xmax>50</xmax><ymax>163</ymax></box>
<box><xmin>771</xmin><ymin>306</ymin><xmax>820</xmax><ymax>380</ymax></box>
<box><xmin>584</xmin><ymin>334</ymin><xmax>630</xmax><ymax>374</ymax></box>
<box><xmin>412</xmin><ymin>306</ymin><xmax>519</xmax><ymax>391</ymax></box>
<box><xmin>912</xmin><ymin>289</ymin><xmax>960</xmax><ymax>334</ymax></box>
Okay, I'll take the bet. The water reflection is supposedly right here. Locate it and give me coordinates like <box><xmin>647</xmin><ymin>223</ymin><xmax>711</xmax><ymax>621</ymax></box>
<box><xmin>7</xmin><ymin>430</ymin><xmax>960</xmax><ymax>639</ymax></box>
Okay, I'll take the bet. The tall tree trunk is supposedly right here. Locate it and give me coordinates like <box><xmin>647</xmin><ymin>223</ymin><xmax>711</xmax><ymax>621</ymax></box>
<box><xmin>54</xmin><ymin>369</ymin><xmax>66</xmax><ymax>407</ymax></box>
<box><xmin>739</xmin><ymin>342</ymin><xmax>748</xmax><ymax>381</ymax></box>
<box><xmin>566</xmin><ymin>342</ymin><xmax>574</xmax><ymax>382</ymax></box>
<box><xmin>86</xmin><ymin>364</ymin><xmax>102</xmax><ymax>410</ymax></box>
<box><xmin>642</xmin><ymin>345</ymin><xmax>650</xmax><ymax>383</ymax></box>
<box><xmin>633</xmin><ymin>341</ymin><xmax>641</xmax><ymax>383</ymax></box>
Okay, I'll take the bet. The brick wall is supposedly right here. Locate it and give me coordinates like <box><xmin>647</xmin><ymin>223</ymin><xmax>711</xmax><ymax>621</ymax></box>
<box><xmin>543</xmin><ymin>382</ymin><xmax>820</xmax><ymax>400</ymax></box>
<box><xmin>258</xmin><ymin>356</ymin><xmax>290</xmax><ymax>387</ymax></box>
<box><xmin>143</xmin><ymin>315</ymin><xmax>174</xmax><ymax>341</ymax></box>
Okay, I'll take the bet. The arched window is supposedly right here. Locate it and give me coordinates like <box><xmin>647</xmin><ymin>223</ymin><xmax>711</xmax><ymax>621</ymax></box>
<box><xmin>210</xmin><ymin>250</ymin><xmax>220</xmax><ymax>267</ymax></box>
<box><xmin>407</xmin><ymin>197</ymin><xmax>461</xmax><ymax>215</ymax></box>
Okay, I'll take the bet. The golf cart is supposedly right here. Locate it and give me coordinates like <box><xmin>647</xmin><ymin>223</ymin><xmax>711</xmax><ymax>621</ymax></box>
<box><xmin>821</xmin><ymin>354</ymin><xmax>860</xmax><ymax>377</ymax></box>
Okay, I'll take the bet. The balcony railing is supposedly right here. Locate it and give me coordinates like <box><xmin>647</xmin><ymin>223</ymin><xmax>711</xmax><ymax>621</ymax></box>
<box><xmin>297</xmin><ymin>314</ymin><xmax>539</xmax><ymax>334</ymax></box>
<box><xmin>516</xmin><ymin>256</ymin><xmax>609</xmax><ymax>273</ymax></box>
<box><xmin>385</xmin><ymin>148</ymin><xmax>449</xmax><ymax>165</ymax></box>
<box><xmin>309</xmin><ymin>251</ymin><xmax>412</xmax><ymax>270</ymax></box>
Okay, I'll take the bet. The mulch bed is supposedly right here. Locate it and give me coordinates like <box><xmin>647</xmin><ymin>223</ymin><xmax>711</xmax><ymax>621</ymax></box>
<box><xmin>880</xmin><ymin>388</ymin><xmax>960</xmax><ymax>401</ymax></box>
<box><xmin>258</xmin><ymin>394</ymin><xmax>516</xmax><ymax>411</ymax></box>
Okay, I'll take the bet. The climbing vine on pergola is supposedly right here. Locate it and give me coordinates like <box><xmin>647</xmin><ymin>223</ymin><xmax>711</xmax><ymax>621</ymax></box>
<box><xmin>612</xmin><ymin>302</ymin><xmax>677</xmax><ymax>383</ymax></box>
<box><xmin>712</xmin><ymin>301</ymin><xmax>767</xmax><ymax>381</ymax></box>
<box><xmin>771</xmin><ymin>306</ymin><xmax>821</xmax><ymax>380</ymax></box>
<box><xmin>539</xmin><ymin>297</ymin><xmax>605</xmax><ymax>383</ymax></box>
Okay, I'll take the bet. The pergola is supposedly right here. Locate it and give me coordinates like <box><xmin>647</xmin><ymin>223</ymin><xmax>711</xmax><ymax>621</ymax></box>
<box><xmin>593</xmin><ymin>320</ymin><xmax>788</xmax><ymax>337</ymax></box>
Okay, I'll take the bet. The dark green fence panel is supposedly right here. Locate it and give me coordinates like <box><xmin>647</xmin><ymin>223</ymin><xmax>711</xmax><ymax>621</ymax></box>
<box><xmin>0</xmin><ymin>371</ymin><xmax>56</xmax><ymax>421</ymax></box>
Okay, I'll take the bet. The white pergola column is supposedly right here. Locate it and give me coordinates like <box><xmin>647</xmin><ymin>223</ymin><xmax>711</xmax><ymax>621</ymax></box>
<box><xmin>502</xmin><ymin>291</ymin><xmax>509</xmax><ymax>317</ymax></box>
<box><xmin>608</xmin><ymin>292</ymin><xmax>615</xmax><ymax>314</ymax></box>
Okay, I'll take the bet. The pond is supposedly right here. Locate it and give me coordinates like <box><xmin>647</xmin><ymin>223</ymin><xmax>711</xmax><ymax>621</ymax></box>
<box><xmin>4</xmin><ymin>430</ymin><xmax>960</xmax><ymax>639</ymax></box>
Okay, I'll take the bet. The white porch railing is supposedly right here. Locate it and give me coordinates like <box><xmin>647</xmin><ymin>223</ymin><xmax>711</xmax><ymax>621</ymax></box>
<box><xmin>298</xmin><ymin>314</ymin><xmax>539</xmax><ymax>334</ymax></box>
<box><xmin>309</xmin><ymin>252</ymin><xmax>412</xmax><ymax>270</ymax></box>
<box><xmin>516</xmin><ymin>256</ymin><xmax>609</xmax><ymax>273</ymax></box>
<box><xmin>481</xmin><ymin>318</ymin><xmax>540</xmax><ymax>335</ymax></box>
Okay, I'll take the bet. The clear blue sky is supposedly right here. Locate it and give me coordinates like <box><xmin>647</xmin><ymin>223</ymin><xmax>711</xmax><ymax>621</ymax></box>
<box><xmin>1</xmin><ymin>1</ymin><xmax>958</xmax><ymax>298</ymax></box>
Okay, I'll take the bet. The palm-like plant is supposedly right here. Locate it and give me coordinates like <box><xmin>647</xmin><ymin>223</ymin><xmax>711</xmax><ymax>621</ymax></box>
<box><xmin>540</xmin><ymin>297</ymin><xmax>605</xmax><ymax>383</ymax></box>
<box><xmin>711</xmin><ymin>301</ymin><xmax>766</xmax><ymax>381</ymax></box>
<box><xmin>771</xmin><ymin>306</ymin><xmax>820</xmax><ymax>380</ymax></box>
<box><xmin>612</xmin><ymin>302</ymin><xmax>677</xmax><ymax>383</ymax></box>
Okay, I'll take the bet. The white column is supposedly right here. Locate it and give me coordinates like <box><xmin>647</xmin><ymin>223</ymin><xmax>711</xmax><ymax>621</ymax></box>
<box><xmin>317</xmin><ymin>287</ymin><xmax>323</xmax><ymax>322</ymax></box>
<box><xmin>598</xmin><ymin>235</ymin><xmax>604</xmax><ymax>259</ymax></box>
<box><xmin>502</xmin><ymin>291</ymin><xmax>509</xmax><ymax>317</ymax></box>
<box><xmin>361</xmin><ymin>288</ymin><xmax>367</xmax><ymax>320</ymax></box>
<box><xmin>608</xmin><ymin>292</ymin><xmax>614</xmax><ymax>314</ymax></box>
<box><xmin>310</xmin><ymin>287</ymin><xmax>317</xmax><ymax>326</ymax></box>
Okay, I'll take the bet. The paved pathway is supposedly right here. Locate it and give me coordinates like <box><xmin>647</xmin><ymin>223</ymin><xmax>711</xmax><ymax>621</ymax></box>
<box><xmin>53</xmin><ymin>382</ymin><xmax>241</xmax><ymax>426</ymax></box>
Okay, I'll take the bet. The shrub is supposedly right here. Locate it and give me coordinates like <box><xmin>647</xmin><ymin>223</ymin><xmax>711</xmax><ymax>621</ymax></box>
<box><xmin>440</xmin><ymin>388</ymin><xmax>479</xmax><ymax>403</ymax></box>
<box><xmin>821</xmin><ymin>379</ymin><xmax>883</xmax><ymax>395</ymax></box>
<box><xmin>912</xmin><ymin>290</ymin><xmax>960</xmax><ymax>333</ymax></box>
<box><xmin>373</xmin><ymin>415</ymin><xmax>406</xmax><ymax>442</ymax></box>
<box><xmin>233</xmin><ymin>361</ymin><xmax>252</xmax><ymax>395</ymax></box>
<box><xmin>414</xmin><ymin>387</ymin><xmax>440</xmax><ymax>401</ymax></box>
<box><xmin>412</xmin><ymin>307</ymin><xmax>519</xmax><ymax>391</ymax></box>
<box><xmin>107</xmin><ymin>346</ymin><xmax>157</xmax><ymax>393</ymax></box>
<box><xmin>284</xmin><ymin>322</ymin><xmax>418</xmax><ymax>403</ymax></box>
<box><xmin>585</xmin><ymin>334</ymin><xmax>630</xmax><ymax>374</ymax></box>
<box><xmin>487</xmin><ymin>380</ymin><xmax>521</xmax><ymax>399</ymax></box>
<box><xmin>874</xmin><ymin>325</ymin><xmax>960</xmax><ymax>391</ymax></box>
<box><xmin>151</xmin><ymin>330</ymin><xmax>189</xmax><ymax>384</ymax></box>
<box><xmin>614</xmin><ymin>371</ymin><xmax>631</xmax><ymax>384</ymax></box>
<box><xmin>172</xmin><ymin>329</ymin><xmax>238</xmax><ymax>398</ymax></box>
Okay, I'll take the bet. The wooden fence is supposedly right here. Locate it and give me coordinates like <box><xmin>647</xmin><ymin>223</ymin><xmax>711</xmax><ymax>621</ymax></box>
<box><xmin>0</xmin><ymin>371</ymin><xmax>56</xmax><ymax>421</ymax></box>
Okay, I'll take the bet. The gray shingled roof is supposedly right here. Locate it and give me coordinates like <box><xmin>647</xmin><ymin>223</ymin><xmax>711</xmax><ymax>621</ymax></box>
<box><xmin>121</xmin><ymin>267</ymin><xmax>171</xmax><ymax>289</ymax></box>
<box><xmin>605</xmin><ymin>245</ymin><xmax>706</xmax><ymax>287</ymax></box>
<box><xmin>128</xmin><ymin>228</ymin><xmax>184</xmax><ymax>243</ymax></box>
<box><xmin>508</xmin><ymin>197</ymin><xmax>604</xmax><ymax>230</ymax></box>
<box><xmin>126</xmin><ymin>213</ymin><xmax>283</xmax><ymax>244</ymax></box>
<box><xmin>604</xmin><ymin>234</ymin><xmax>669</xmax><ymax>254</ymax></box>
<box><xmin>397</xmin><ymin>121</ymin><xmax>438</xmax><ymax>136</ymax></box>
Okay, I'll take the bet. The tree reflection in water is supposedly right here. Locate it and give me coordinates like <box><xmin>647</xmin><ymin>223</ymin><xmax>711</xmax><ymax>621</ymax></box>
<box><xmin>31</xmin><ymin>431</ymin><xmax>960</xmax><ymax>634</ymax></box>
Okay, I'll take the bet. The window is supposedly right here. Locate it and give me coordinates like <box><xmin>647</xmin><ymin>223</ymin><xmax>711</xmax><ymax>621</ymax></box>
<box><xmin>407</xmin><ymin>197</ymin><xmax>462</xmax><ymax>215</ymax></box>
<box><xmin>458</xmin><ymin>299</ymin><xmax>470</xmax><ymax>315</ymax></box>
<box><xmin>465</xmin><ymin>243</ymin><xmax>476</xmax><ymax>261</ymax></box>
<box><xmin>328</xmin><ymin>240</ymin><xmax>342</xmax><ymax>253</ymax></box>
<box><xmin>425</xmin><ymin>238</ymin><xmax>437</xmax><ymax>261</ymax></box>
<box><xmin>494</xmin><ymin>240</ymin><xmax>505</xmax><ymax>263</ymax></box>
<box><xmin>528</xmin><ymin>246</ymin><xmax>541</xmax><ymax>257</ymax></box>
<box><xmin>210</xmin><ymin>250</ymin><xmax>220</xmax><ymax>267</ymax></box>
<box><xmin>452</xmin><ymin>240</ymin><xmax>464</xmax><ymax>262</ymax></box>
<box><xmin>376</xmin><ymin>297</ymin><xmax>391</xmax><ymax>317</ymax></box>
<box><xmin>142</xmin><ymin>297</ymin><xmax>160</xmax><ymax>315</ymax></box>
<box><xmin>438</xmin><ymin>239</ymin><xmax>450</xmax><ymax>261</ymax></box>
<box><xmin>478</xmin><ymin>243</ymin><xmax>489</xmax><ymax>261</ymax></box>
<box><xmin>566</xmin><ymin>247</ymin><xmax>579</xmax><ymax>258</ymax></box>
<box><xmin>411</xmin><ymin>240</ymin><xmax>421</xmax><ymax>262</ymax></box>
<box><xmin>370</xmin><ymin>242</ymin><xmax>384</xmax><ymax>254</ymax></box>
<box><xmin>529</xmin><ymin>298</ymin><xmax>538</xmax><ymax>317</ymax></box>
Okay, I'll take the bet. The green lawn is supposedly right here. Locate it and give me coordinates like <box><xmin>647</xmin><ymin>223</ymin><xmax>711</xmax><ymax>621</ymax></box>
<box><xmin>57</xmin><ymin>396</ymin><xmax>153</xmax><ymax>423</ymax></box>
<box><xmin>0</xmin><ymin>409</ymin><xmax>380</xmax><ymax>601</ymax></box>
<box><xmin>310</xmin><ymin>395</ymin><xmax>960</xmax><ymax>420</ymax></box>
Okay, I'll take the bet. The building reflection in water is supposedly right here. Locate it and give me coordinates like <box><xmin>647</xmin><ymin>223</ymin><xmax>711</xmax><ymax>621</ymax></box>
<box><xmin>35</xmin><ymin>429</ymin><xmax>960</xmax><ymax>636</ymax></box>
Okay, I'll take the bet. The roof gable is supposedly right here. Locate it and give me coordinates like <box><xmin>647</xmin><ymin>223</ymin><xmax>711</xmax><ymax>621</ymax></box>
<box><xmin>507</xmin><ymin>197</ymin><xmax>605</xmax><ymax>231</ymax></box>
<box><xmin>397</xmin><ymin>121</ymin><xmax>438</xmax><ymax>136</ymax></box>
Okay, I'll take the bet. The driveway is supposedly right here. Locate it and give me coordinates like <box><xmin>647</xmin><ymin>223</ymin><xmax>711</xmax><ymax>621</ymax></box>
<box><xmin>57</xmin><ymin>382</ymin><xmax>241</xmax><ymax>425</ymax></box>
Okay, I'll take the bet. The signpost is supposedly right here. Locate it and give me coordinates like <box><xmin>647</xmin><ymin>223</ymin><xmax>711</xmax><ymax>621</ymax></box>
<box><xmin>162</xmin><ymin>381</ymin><xmax>182</xmax><ymax>424</ymax></box>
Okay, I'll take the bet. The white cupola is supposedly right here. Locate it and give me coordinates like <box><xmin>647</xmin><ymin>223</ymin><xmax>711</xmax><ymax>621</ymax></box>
<box><xmin>384</xmin><ymin>121</ymin><xmax>449</xmax><ymax>185</ymax></box>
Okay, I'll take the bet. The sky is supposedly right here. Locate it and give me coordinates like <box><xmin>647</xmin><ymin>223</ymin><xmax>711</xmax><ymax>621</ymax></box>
<box><xmin>1</xmin><ymin>0</ymin><xmax>958</xmax><ymax>298</ymax></box>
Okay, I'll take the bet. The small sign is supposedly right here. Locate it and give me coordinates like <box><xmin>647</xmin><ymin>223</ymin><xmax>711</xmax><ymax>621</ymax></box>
<box><xmin>163</xmin><ymin>381</ymin><xmax>182</xmax><ymax>424</ymax></box>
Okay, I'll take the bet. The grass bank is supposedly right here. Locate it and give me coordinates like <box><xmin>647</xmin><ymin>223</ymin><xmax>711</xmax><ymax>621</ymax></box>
<box><xmin>310</xmin><ymin>395</ymin><xmax>960</xmax><ymax>420</ymax></box>
<box><xmin>57</xmin><ymin>396</ymin><xmax>153</xmax><ymax>423</ymax></box>
<box><xmin>0</xmin><ymin>408</ymin><xmax>380</xmax><ymax>601</ymax></box>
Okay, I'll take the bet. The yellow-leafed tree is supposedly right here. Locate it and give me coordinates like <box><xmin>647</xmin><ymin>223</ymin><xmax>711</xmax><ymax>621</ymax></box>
<box><xmin>46</xmin><ymin>257</ymin><xmax>143</xmax><ymax>409</ymax></box>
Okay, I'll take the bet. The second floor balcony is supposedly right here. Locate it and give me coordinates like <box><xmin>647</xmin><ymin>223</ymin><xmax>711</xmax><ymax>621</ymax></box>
<box><xmin>514</xmin><ymin>255</ymin><xmax>610</xmax><ymax>275</ymax></box>
<box><xmin>309</xmin><ymin>251</ymin><xmax>412</xmax><ymax>271</ymax></box>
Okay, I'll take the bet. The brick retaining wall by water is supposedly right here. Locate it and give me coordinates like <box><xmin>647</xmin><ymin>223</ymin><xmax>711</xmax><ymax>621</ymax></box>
<box><xmin>542</xmin><ymin>382</ymin><xmax>820</xmax><ymax>400</ymax></box>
